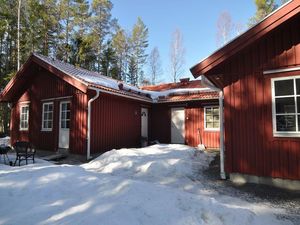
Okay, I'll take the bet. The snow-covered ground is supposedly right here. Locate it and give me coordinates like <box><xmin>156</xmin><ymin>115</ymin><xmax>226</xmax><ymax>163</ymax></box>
<box><xmin>0</xmin><ymin>143</ymin><xmax>293</xmax><ymax>225</ymax></box>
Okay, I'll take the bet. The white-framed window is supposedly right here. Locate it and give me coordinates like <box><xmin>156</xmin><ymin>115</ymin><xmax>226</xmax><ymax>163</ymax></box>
<box><xmin>20</xmin><ymin>104</ymin><xmax>29</xmax><ymax>131</ymax></box>
<box><xmin>204</xmin><ymin>106</ymin><xmax>220</xmax><ymax>131</ymax></box>
<box><xmin>42</xmin><ymin>102</ymin><xmax>54</xmax><ymax>131</ymax></box>
<box><xmin>271</xmin><ymin>76</ymin><xmax>300</xmax><ymax>137</ymax></box>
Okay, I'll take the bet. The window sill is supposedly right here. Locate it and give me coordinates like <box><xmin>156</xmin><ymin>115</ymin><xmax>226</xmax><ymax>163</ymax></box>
<box><xmin>204</xmin><ymin>129</ymin><xmax>220</xmax><ymax>132</ymax></box>
<box><xmin>19</xmin><ymin>129</ymin><xmax>29</xmax><ymax>131</ymax></box>
<box><xmin>273</xmin><ymin>132</ymin><xmax>300</xmax><ymax>138</ymax></box>
<box><xmin>41</xmin><ymin>129</ymin><xmax>52</xmax><ymax>132</ymax></box>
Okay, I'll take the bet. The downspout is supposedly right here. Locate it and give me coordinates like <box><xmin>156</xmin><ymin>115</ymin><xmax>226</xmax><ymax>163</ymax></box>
<box><xmin>201</xmin><ymin>76</ymin><xmax>226</xmax><ymax>180</ymax></box>
<box><xmin>87</xmin><ymin>87</ymin><xmax>100</xmax><ymax>160</ymax></box>
<box><xmin>219</xmin><ymin>91</ymin><xmax>226</xmax><ymax>179</ymax></box>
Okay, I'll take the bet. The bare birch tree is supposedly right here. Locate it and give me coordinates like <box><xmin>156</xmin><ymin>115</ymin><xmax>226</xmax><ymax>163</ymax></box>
<box><xmin>216</xmin><ymin>11</ymin><xmax>233</xmax><ymax>47</ymax></box>
<box><xmin>169</xmin><ymin>29</ymin><xmax>185</xmax><ymax>83</ymax></box>
<box><xmin>148</xmin><ymin>47</ymin><xmax>162</xmax><ymax>85</ymax></box>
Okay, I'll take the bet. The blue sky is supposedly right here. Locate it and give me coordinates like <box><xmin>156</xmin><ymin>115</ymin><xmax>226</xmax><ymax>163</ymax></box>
<box><xmin>111</xmin><ymin>0</ymin><xmax>257</xmax><ymax>82</ymax></box>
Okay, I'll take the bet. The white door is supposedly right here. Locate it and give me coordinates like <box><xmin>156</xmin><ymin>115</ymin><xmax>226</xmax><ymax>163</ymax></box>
<box><xmin>141</xmin><ymin>108</ymin><xmax>148</xmax><ymax>138</ymax></box>
<box><xmin>171</xmin><ymin>108</ymin><xmax>185</xmax><ymax>144</ymax></box>
<box><xmin>59</xmin><ymin>101</ymin><xmax>71</xmax><ymax>149</ymax></box>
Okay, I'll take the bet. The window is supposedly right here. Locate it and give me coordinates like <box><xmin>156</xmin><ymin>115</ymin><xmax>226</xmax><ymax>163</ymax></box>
<box><xmin>42</xmin><ymin>102</ymin><xmax>53</xmax><ymax>131</ymax></box>
<box><xmin>272</xmin><ymin>76</ymin><xmax>300</xmax><ymax>136</ymax></box>
<box><xmin>20</xmin><ymin>105</ymin><xmax>29</xmax><ymax>131</ymax></box>
<box><xmin>204</xmin><ymin>106</ymin><xmax>220</xmax><ymax>130</ymax></box>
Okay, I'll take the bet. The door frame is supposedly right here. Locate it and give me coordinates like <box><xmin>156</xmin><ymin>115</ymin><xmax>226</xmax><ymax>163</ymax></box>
<box><xmin>170</xmin><ymin>107</ymin><xmax>185</xmax><ymax>144</ymax></box>
<box><xmin>58</xmin><ymin>100</ymin><xmax>71</xmax><ymax>149</ymax></box>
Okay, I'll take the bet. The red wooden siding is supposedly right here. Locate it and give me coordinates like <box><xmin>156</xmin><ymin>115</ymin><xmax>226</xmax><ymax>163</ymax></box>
<box><xmin>10</xmin><ymin>67</ymin><xmax>87</xmax><ymax>154</ymax></box>
<box><xmin>209</xmin><ymin>14</ymin><xmax>300</xmax><ymax>179</ymax></box>
<box><xmin>185</xmin><ymin>107</ymin><xmax>220</xmax><ymax>148</ymax></box>
<box><xmin>90</xmin><ymin>92</ymin><xmax>148</xmax><ymax>154</ymax></box>
<box><xmin>150</xmin><ymin>104</ymin><xmax>171</xmax><ymax>143</ymax></box>
<box><xmin>151</xmin><ymin>101</ymin><xmax>220</xmax><ymax>148</ymax></box>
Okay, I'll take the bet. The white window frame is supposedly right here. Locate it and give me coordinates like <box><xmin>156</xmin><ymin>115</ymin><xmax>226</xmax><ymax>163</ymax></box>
<box><xmin>19</xmin><ymin>104</ymin><xmax>29</xmax><ymax>131</ymax></box>
<box><xmin>271</xmin><ymin>75</ymin><xmax>300</xmax><ymax>137</ymax></box>
<box><xmin>204</xmin><ymin>106</ymin><xmax>220</xmax><ymax>131</ymax></box>
<box><xmin>41</xmin><ymin>102</ymin><xmax>54</xmax><ymax>131</ymax></box>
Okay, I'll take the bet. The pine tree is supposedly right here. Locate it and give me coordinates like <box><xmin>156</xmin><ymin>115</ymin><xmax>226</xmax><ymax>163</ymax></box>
<box><xmin>112</xmin><ymin>28</ymin><xmax>129</xmax><ymax>81</ymax></box>
<box><xmin>56</xmin><ymin>0</ymin><xmax>76</xmax><ymax>61</ymax></box>
<box><xmin>73</xmin><ymin>0</ymin><xmax>89</xmax><ymax>36</ymax></box>
<box><xmin>100</xmin><ymin>40</ymin><xmax>118</xmax><ymax>78</ymax></box>
<box><xmin>249</xmin><ymin>0</ymin><xmax>277</xmax><ymax>26</ymax></box>
<box><xmin>127</xmin><ymin>56</ymin><xmax>138</xmax><ymax>86</ymax></box>
<box><xmin>90</xmin><ymin>0</ymin><xmax>113</xmax><ymax>72</ymax></box>
<box><xmin>129</xmin><ymin>17</ymin><xmax>149</xmax><ymax>86</ymax></box>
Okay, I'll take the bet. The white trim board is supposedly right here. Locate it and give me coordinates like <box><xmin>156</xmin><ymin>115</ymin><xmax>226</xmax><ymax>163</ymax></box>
<box><xmin>41</xmin><ymin>96</ymin><xmax>72</xmax><ymax>102</ymax></box>
<box><xmin>264</xmin><ymin>66</ymin><xmax>300</xmax><ymax>75</ymax></box>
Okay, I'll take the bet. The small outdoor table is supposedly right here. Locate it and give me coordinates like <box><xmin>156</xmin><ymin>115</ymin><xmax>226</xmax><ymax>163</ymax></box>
<box><xmin>0</xmin><ymin>145</ymin><xmax>11</xmax><ymax>165</ymax></box>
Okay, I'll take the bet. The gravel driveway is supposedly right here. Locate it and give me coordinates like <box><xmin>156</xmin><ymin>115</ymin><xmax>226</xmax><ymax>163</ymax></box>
<box><xmin>199</xmin><ymin>153</ymin><xmax>300</xmax><ymax>224</ymax></box>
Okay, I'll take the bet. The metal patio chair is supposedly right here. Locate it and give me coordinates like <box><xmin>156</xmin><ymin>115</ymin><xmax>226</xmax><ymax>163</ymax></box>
<box><xmin>13</xmin><ymin>141</ymin><xmax>36</xmax><ymax>166</ymax></box>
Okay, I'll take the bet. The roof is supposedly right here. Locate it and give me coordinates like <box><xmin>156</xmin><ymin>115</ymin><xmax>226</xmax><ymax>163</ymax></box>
<box><xmin>0</xmin><ymin>53</ymin><xmax>218</xmax><ymax>103</ymax></box>
<box><xmin>156</xmin><ymin>92</ymin><xmax>219</xmax><ymax>103</ymax></box>
<box><xmin>190</xmin><ymin>0</ymin><xmax>300</xmax><ymax>77</ymax></box>
<box><xmin>141</xmin><ymin>80</ymin><xmax>207</xmax><ymax>91</ymax></box>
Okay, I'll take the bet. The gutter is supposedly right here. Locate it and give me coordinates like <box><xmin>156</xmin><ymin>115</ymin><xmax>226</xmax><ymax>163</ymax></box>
<box><xmin>87</xmin><ymin>87</ymin><xmax>100</xmax><ymax>160</ymax></box>
<box><xmin>201</xmin><ymin>76</ymin><xmax>226</xmax><ymax>180</ymax></box>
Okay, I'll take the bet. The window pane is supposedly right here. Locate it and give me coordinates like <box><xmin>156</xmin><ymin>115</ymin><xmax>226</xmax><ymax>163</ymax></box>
<box><xmin>66</xmin><ymin>111</ymin><xmax>70</xmax><ymax>120</ymax></box>
<box><xmin>206</xmin><ymin>108</ymin><xmax>212</xmax><ymax>114</ymax></box>
<box><xmin>275</xmin><ymin>97</ymin><xmax>295</xmax><ymax>113</ymax></box>
<box><xmin>213</xmin><ymin>107</ymin><xmax>219</xmax><ymax>114</ymax></box>
<box><xmin>66</xmin><ymin>120</ymin><xmax>70</xmax><ymax>129</ymax></box>
<box><xmin>49</xmin><ymin>104</ymin><xmax>53</xmax><ymax>111</ymax></box>
<box><xmin>61</xmin><ymin>112</ymin><xmax>66</xmax><ymax>120</ymax></box>
<box><xmin>296</xmin><ymin>79</ymin><xmax>300</xmax><ymax>95</ymax></box>
<box><xmin>213</xmin><ymin>122</ymin><xmax>220</xmax><ymax>128</ymax></box>
<box><xmin>297</xmin><ymin>97</ymin><xmax>300</xmax><ymax>113</ymax></box>
<box><xmin>48</xmin><ymin>112</ymin><xmax>53</xmax><ymax>120</ymax></box>
<box><xmin>213</xmin><ymin>115</ymin><xmax>220</xmax><ymax>122</ymax></box>
<box><xmin>206</xmin><ymin>122</ymin><xmax>213</xmax><ymax>128</ymax></box>
<box><xmin>47</xmin><ymin>121</ymin><xmax>52</xmax><ymax>129</ymax></box>
<box><xmin>206</xmin><ymin>115</ymin><xmax>213</xmax><ymax>122</ymax></box>
<box><xmin>275</xmin><ymin>80</ymin><xmax>294</xmax><ymax>96</ymax></box>
<box><xmin>276</xmin><ymin>115</ymin><xmax>296</xmax><ymax>131</ymax></box>
<box><xmin>44</xmin><ymin>112</ymin><xmax>49</xmax><ymax>121</ymax></box>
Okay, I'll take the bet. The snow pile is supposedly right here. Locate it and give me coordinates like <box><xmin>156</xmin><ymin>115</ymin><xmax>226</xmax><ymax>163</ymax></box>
<box><xmin>0</xmin><ymin>136</ymin><xmax>10</xmax><ymax>146</ymax></box>
<box><xmin>0</xmin><ymin>144</ymin><xmax>293</xmax><ymax>225</ymax></box>
<box><xmin>83</xmin><ymin>144</ymin><xmax>214</xmax><ymax>187</ymax></box>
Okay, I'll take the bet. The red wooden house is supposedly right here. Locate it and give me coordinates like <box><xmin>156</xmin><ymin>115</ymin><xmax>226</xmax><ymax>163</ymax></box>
<box><xmin>0</xmin><ymin>53</ymin><xmax>219</xmax><ymax>159</ymax></box>
<box><xmin>191</xmin><ymin>0</ymin><xmax>300</xmax><ymax>189</ymax></box>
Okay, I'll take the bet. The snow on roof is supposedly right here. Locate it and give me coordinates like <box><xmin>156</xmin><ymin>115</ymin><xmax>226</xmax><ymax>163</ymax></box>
<box><xmin>34</xmin><ymin>53</ymin><xmax>121</xmax><ymax>90</ymax></box>
<box><xmin>34</xmin><ymin>53</ymin><xmax>217</xmax><ymax>101</ymax></box>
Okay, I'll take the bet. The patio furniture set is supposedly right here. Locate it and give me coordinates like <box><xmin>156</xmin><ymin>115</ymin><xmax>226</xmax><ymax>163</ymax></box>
<box><xmin>0</xmin><ymin>141</ymin><xmax>36</xmax><ymax>166</ymax></box>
